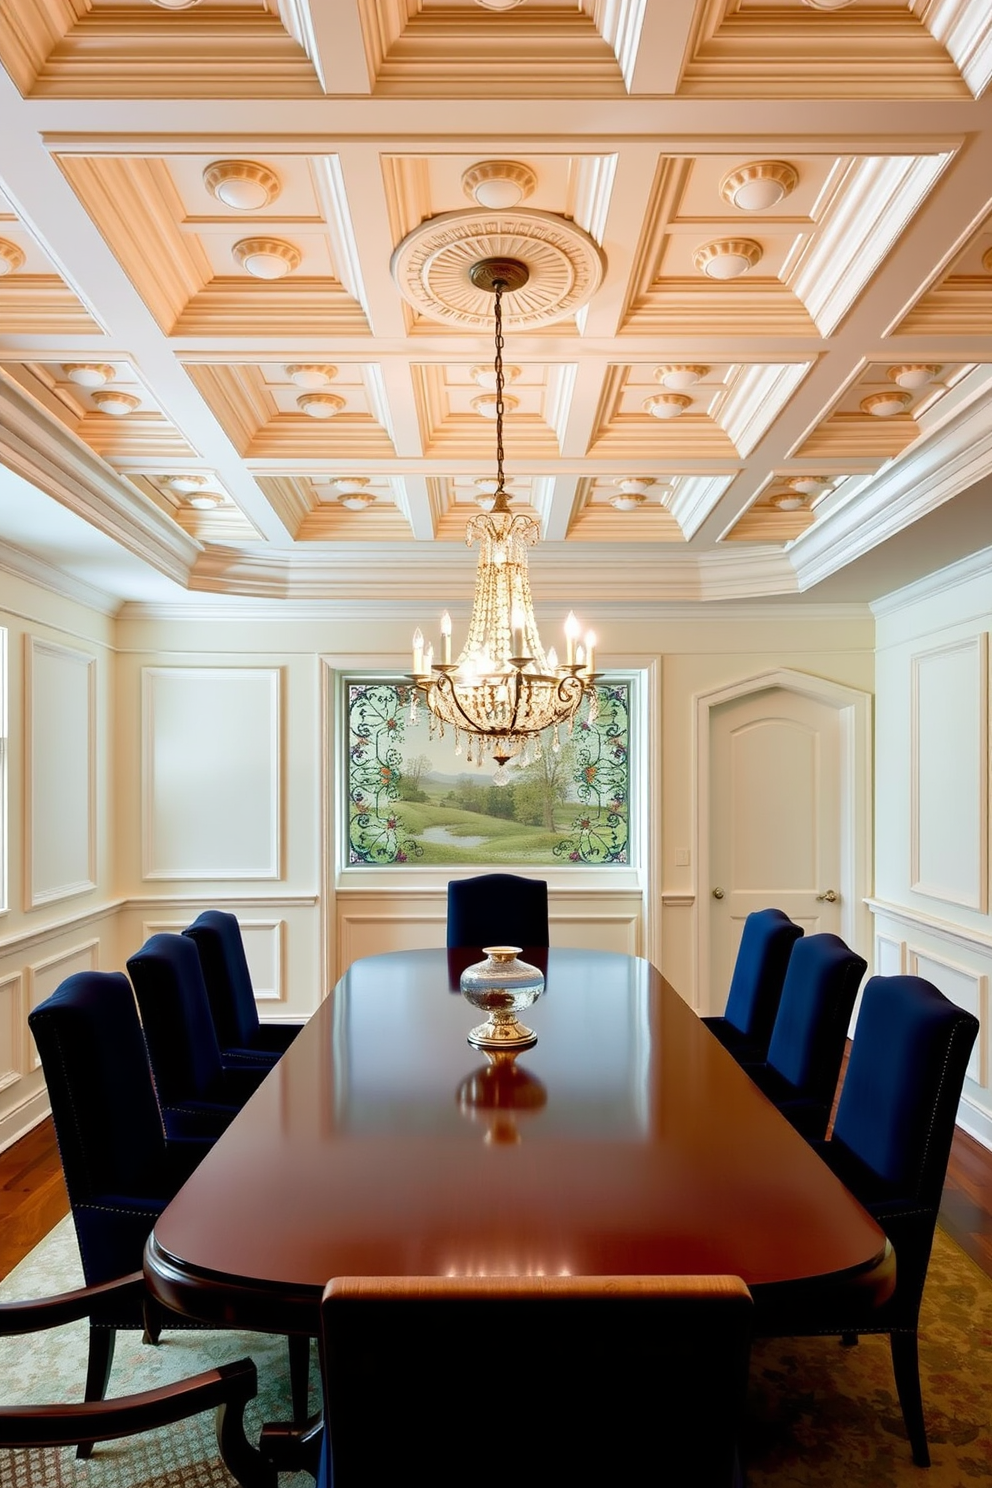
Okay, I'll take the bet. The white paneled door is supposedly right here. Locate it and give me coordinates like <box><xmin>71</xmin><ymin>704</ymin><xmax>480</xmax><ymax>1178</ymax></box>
<box><xmin>708</xmin><ymin>686</ymin><xmax>843</xmax><ymax>1007</ymax></box>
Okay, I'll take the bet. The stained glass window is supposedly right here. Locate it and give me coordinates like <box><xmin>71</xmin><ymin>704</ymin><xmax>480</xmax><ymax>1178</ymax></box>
<box><xmin>346</xmin><ymin>679</ymin><xmax>631</xmax><ymax>868</ymax></box>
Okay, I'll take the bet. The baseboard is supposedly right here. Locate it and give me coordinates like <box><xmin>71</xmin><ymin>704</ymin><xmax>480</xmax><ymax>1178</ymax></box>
<box><xmin>0</xmin><ymin>1090</ymin><xmax>51</xmax><ymax>1157</ymax></box>
<box><xmin>957</xmin><ymin>1095</ymin><xmax>992</xmax><ymax>1153</ymax></box>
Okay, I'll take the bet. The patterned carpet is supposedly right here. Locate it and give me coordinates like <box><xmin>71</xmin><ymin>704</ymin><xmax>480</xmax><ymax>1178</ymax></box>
<box><xmin>0</xmin><ymin>1218</ymin><xmax>989</xmax><ymax>1485</ymax></box>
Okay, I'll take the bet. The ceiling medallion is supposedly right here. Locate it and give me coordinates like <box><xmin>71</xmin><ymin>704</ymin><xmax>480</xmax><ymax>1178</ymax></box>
<box><xmin>720</xmin><ymin>161</ymin><xmax>798</xmax><ymax>213</ymax></box>
<box><xmin>693</xmin><ymin>239</ymin><xmax>762</xmax><ymax>280</ymax></box>
<box><xmin>185</xmin><ymin>491</ymin><xmax>223</xmax><ymax>510</ymax></box>
<box><xmin>232</xmin><ymin>237</ymin><xmax>301</xmax><ymax>280</ymax></box>
<box><xmin>610</xmin><ymin>478</ymin><xmax>654</xmax><ymax>512</ymax></box>
<box><xmin>861</xmin><ymin>390</ymin><xmax>911</xmax><ymax>418</ymax></box>
<box><xmin>474</xmin><ymin>477</ymin><xmax>509</xmax><ymax>510</ymax></box>
<box><xmin>297</xmin><ymin>393</ymin><xmax>345</xmax><ymax>420</ymax></box>
<box><xmin>462</xmin><ymin>161</ymin><xmax>538</xmax><ymax>211</ymax></box>
<box><xmin>204</xmin><ymin>160</ymin><xmax>281</xmax><ymax>212</ymax></box>
<box><xmin>655</xmin><ymin>365</ymin><xmax>708</xmax><ymax>390</ymax></box>
<box><xmin>0</xmin><ymin>239</ymin><xmax>25</xmax><ymax>276</ymax></box>
<box><xmin>770</xmin><ymin>490</ymin><xmax>807</xmax><ymax>511</ymax></box>
<box><xmin>644</xmin><ymin>393</ymin><xmax>692</xmax><ymax>420</ymax></box>
<box><xmin>472</xmin><ymin>393</ymin><xmax>518</xmax><ymax>420</ymax></box>
<box><xmin>92</xmin><ymin>391</ymin><xmax>140</xmax><ymax>416</ymax></box>
<box><xmin>164</xmin><ymin>473</ymin><xmax>208</xmax><ymax>493</ymax></box>
<box><xmin>390</xmin><ymin>210</ymin><xmax>606</xmax><ymax>330</ymax></box>
<box><xmin>286</xmin><ymin>364</ymin><xmax>337</xmax><ymax>389</ymax></box>
<box><xmin>62</xmin><ymin>363</ymin><xmax>114</xmax><ymax>388</ymax></box>
<box><xmin>472</xmin><ymin>363</ymin><xmax>519</xmax><ymax>392</ymax></box>
<box><xmin>788</xmin><ymin>475</ymin><xmax>831</xmax><ymax>497</ymax></box>
<box><xmin>888</xmin><ymin>364</ymin><xmax>939</xmax><ymax>390</ymax></box>
<box><xmin>333</xmin><ymin>478</ymin><xmax>375</xmax><ymax>511</ymax></box>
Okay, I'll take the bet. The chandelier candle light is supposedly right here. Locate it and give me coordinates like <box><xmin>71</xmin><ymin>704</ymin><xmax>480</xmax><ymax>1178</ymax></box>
<box><xmin>411</xmin><ymin>257</ymin><xmax>597</xmax><ymax>783</ymax></box>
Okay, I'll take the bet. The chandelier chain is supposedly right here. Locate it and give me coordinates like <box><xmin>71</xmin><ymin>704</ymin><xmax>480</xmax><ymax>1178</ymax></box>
<box><xmin>494</xmin><ymin>279</ymin><xmax>505</xmax><ymax>493</ymax></box>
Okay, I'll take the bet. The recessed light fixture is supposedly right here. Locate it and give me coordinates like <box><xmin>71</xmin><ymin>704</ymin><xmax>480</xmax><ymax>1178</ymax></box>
<box><xmin>92</xmin><ymin>390</ymin><xmax>140</xmax><ymax>416</ymax></box>
<box><xmin>610</xmin><ymin>478</ymin><xmax>654</xmax><ymax>512</ymax></box>
<box><xmin>888</xmin><ymin>364</ymin><xmax>940</xmax><ymax>390</ymax></box>
<box><xmin>693</xmin><ymin>239</ymin><xmax>763</xmax><ymax>280</ymax></box>
<box><xmin>461</xmin><ymin>162</ymin><xmax>537</xmax><ymax>210</ymax></box>
<box><xmin>655</xmin><ymin>365</ymin><xmax>708</xmax><ymax>391</ymax></box>
<box><xmin>185</xmin><ymin>491</ymin><xmax>223</xmax><ymax>510</ymax></box>
<box><xmin>0</xmin><ymin>239</ymin><xmax>25</xmax><ymax>276</ymax></box>
<box><xmin>203</xmin><ymin>160</ymin><xmax>281</xmax><ymax>211</ymax></box>
<box><xmin>473</xmin><ymin>0</ymin><xmax>525</xmax><ymax>9</ymax></box>
<box><xmin>474</xmin><ymin>477</ymin><xmax>505</xmax><ymax>510</ymax></box>
<box><xmin>720</xmin><ymin>161</ymin><xmax>798</xmax><ymax>212</ymax></box>
<box><xmin>297</xmin><ymin>393</ymin><xmax>345</xmax><ymax>419</ymax></box>
<box><xmin>643</xmin><ymin>394</ymin><xmax>692</xmax><ymax>420</ymax></box>
<box><xmin>802</xmin><ymin>0</ymin><xmax>855</xmax><ymax>9</ymax></box>
<box><xmin>471</xmin><ymin>363</ymin><xmax>520</xmax><ymax>392</ymax></box>
<box><xmin>472</xmin><ymin>393</ymin><xmax>518</xmax><ymax>420</ymax></box>
<box><xmin>861</xmin><ymin>390</ymin><xmax>912</xmax><ymax>418</ymax></box>
<box><xmin>333</xmin><ymin>478</ymin><xmax>375</xmax><ymax>511</ymax></box>
<box><xmin>150</xmin><ymin>0</ymin><xmax>201</xmax><ymax>8</ymax></box>
<box><xmin>62</xmin><ymin>363</ymin><xmax>115</xmax><ymax>388</ymax></box>
<box><xmin>232</xmin><ymin>237</ymin><xmax>301</xmax><ymax>280</ymax></box>
<box><xmin>285</xmin><ymin>364</ymin><xmax>337</xmax><ymax>389</ymax></box>
<box><xmin>788</xmin><ymin>476</ymin><xmax>831</xmax><ymax>497</ymax></box>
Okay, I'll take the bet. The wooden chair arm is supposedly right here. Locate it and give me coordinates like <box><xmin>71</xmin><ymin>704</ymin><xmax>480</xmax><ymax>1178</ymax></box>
<box><xmin>0</xmin><ymin>1272</ymin><xmax>145</xmax><ymax>1335</ymax></box>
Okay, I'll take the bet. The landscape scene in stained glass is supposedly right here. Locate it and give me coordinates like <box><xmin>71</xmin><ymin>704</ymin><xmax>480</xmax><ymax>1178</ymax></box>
<box><xmin>347</xmin><ymin>680</ymin><xmax>630</xmax><ymax>867</ymax></box>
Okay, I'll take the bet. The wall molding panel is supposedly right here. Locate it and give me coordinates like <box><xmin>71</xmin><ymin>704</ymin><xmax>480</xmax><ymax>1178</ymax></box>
<box><xmin>908</xmin><ymin>947</ymin><xmax>988</xmax><ymax>1088</ymax></box>
<box><xmin>139</xmin><ymin>915</ymin><xmax>285</xmax><ymax>1003</ymax></box>
<box><xmin>874</xmin><ymin>933</ymin><xmax>905</xmax><ymax>977</ymax></box>
<box><xmin>0</xmin><ymin>973</ymin><xmax>23</xmax><ymax>1096</ymax></box>
<box><xmin>24</xmin><ymin>636</ymin><xmax>96</xmax><ymax>910</ymax></box>
<box><xmin>910</xmin><ymin>633</ymin><xmax>988</xmax><ymax>912</ymax></box>
<box><xmin>23</xmin><ymin>938</ymin><xmax>99</xmax><ymax>1071</ymax></box>
<box><xmin>142</xmin><ymin>667</ymin><xmax>282</xmax><ymax>881</ymax></box>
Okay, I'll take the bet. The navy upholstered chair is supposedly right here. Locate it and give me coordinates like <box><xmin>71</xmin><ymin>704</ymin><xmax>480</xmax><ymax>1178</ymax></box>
<box><xmin>28</xmin><ymin>971</ymin><xmax>215</xmax><ymax>1454</ymax></box>
<box><xmin>0</xmin><ymin>1272</ymin><xmax>267</xmax><ymax>1483</ymax></box>
<box><xmin>701</xmin><ymin>907</ymin><xmax>804</xmax><ymax>1064</ymax></box>
<box><xmin>183</xmin><ymin>910</ymin><xmax>302</xmax><ymax>1069</ymax></box>
<box><xmin>763</xmin><ymin>974</ymin><xmax>979</xmax><ymax>1467</ymax></box>
<box><xmin>446</xmin><ymin>873</ymin><xmax>549</xmax><ymax>949</ymax></box>
<box><xmin>318</xmin><ymin>1275</ymin><xmax>753</xmax><ymax>1488</ymax></box>
<box><xmin>127</xmin><ymin>933</ymin><xmax>269</xmax><ymax>1139</ymax></box>
<box><xmin>741</xmin><ymin>933</ymin><xmax>866</xmax><ymax>1140</ymax></box>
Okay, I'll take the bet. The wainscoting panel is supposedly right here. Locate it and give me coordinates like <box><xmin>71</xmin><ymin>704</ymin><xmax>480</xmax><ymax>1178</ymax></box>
<box><xmin>25</xmin><ymin>637</ymin><xmax>96</xmax><ymax>909</ymax></box>
<box><xmin>0</xmin><ymin>973</ymin><xmax>22</xmax><ymax>1095</ymax></box>
<box><xmin>874</xmin><ymin>934</ymin><xmax>905</xmax><ymax>977</ymax></box>
<box><xmin>142</xmin><ymin>667</ymin><xmax>281</xmax><ymax>881</ymax></box>
<box><xmin>24</xmin><ymin>939</ymin><xmax>99</xmax><ymax>1069</ymax></box>
<box><xmin>909</xmin><ymin>948</ymin><xmax>988</xmax><ymax>1087</ymax></box>
<box><xmin>910</xmin><ymin>635</ymin><xmax>988</xmax><ymax>911</ymax></box>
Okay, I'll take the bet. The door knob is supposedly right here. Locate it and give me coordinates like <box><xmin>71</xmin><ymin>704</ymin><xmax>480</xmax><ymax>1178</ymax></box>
<box><xmin>712</xmin><ymin>887</ymin><xmax>725</xmax><ymax>900</ymax></box>
<box><xmin>816</xmin><ymin>889</ymin><xmax>838</xmax><ymax>903</ymax></box>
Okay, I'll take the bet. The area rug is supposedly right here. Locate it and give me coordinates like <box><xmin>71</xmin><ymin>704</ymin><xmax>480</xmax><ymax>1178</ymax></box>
<box><xmin>0</xmin><ymin>1219</ymin><xmax>989</xmax><ymax>1485</ymax></box>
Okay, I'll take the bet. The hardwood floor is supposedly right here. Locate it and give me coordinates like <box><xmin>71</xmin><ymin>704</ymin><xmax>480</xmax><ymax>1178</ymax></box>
<box><xmin>1</xmin><ymin>1116</ymin><xmax>991</xmax><ymax>1284</ymax></box>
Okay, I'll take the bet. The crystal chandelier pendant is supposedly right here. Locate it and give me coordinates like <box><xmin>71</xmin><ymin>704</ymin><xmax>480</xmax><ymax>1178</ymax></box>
<box><xmin>412</xmin><ymin>257</ymin><xmax>597</xmax><ymax>777</ymax></box>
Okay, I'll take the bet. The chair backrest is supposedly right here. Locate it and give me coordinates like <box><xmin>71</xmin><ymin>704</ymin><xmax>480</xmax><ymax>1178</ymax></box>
<box><xmin>320</xmin><ymin>1274</ymin><xmax>752</xmax><ymax>1488</ymax></box>
<box><xmin>722</xmin><ymin>907</ymin><xmax>804</xmax><ymax>1046</ymax></box>
<box><xmin>833</xmin><ymin>974</ymin><xmax>979</xmax><ymax>1201</ymax></box>
<box><xmin>127</xmin><ymin>933</ymin><xmax>225</xmax><ymax>1104</ymax></box>
<box><xmin>446</xmin><ymin>873</ymin><xmax>549</xmax><ymax>949</ymax></box>
<box><xmin>766</xmin><ymin>932</ymin><xmax>866</xmax><ymax>1101</ymax></box>
<box><xmin>28</xmin><ymin>971</ymin><xmax>168</xmax><ymax>1284</ymax></box>
<box><xmin>183</xmin><ymin>909</ymin><xmax>259</xmax><ymax>1050</ymax></box>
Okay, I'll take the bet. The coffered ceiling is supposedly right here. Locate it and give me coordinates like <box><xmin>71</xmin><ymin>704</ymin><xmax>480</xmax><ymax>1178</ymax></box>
<box><xmin>0</xmin><ymin>0</ymin><xmax>991</xmax><ymax>609</ymax></box>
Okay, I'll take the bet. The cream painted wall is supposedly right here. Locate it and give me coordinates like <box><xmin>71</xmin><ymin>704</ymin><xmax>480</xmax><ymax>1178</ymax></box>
<box><xmin>0</xmin><ymin>568</ymin><xmax>880</xmax><ymax>1152</ymax></box>
<box><xmin>872</xmin><ymin>548</ymin><xmax>992</xmax><ymax>1148</ymax></box>
<box><xmin>0</xmin><ymin>571</ymin><xmax>118</xmax><ymax>1151</ymax></box>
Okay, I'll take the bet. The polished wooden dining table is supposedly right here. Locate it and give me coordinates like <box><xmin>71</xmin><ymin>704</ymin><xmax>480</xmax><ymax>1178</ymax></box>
<box><xmin>145</xmin><ymin>947</ymin><xmax>894</xmax><ymax>1337</ymax></box>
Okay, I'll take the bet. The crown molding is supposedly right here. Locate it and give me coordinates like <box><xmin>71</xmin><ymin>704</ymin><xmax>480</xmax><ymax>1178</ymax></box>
<box><xmin>869</xmin><ymin>539</ymin><xmax>992</xmax><ymax>618</ymax></box>
<box><xmin>791</xmin><ymin>385</ymin><xmax>992</xmax><ymax>591</ymax></box>
<box><xmin>0</xmin><ymin>373</ymin><xmax>199</xmax><ymax>588</ymax></box>
<box><xmin>0</xmin><ymin>538</ymin><xmax>119</xmax><ymax>617</ymax></box>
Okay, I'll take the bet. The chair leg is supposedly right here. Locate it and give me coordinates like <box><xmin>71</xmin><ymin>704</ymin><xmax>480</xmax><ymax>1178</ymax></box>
<box><xmin>142</xmin><ymin>1292</ymin><xmax>163</xmax><ymax>1345</ymax></box>
<box><xmin>77</xmin><ymin>1325</ymin><xmax>116</xmax><ymax>1459</ymax></box>
<box><xmin>288</xmin><ymin>1334</ymin><xmax>310</xmax><ymax>1423</ymax></box>
<box><xmin>890</xmin><ymin>1329</ymin><xmax>930</xmax><ymax>1468</ymax></box>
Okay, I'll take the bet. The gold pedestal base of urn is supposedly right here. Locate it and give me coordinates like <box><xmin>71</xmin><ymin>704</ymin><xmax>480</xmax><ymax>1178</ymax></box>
<box><xmin>467</xmin><ymin>1007</ymin><xmax>538</xmax><ymax>1052</ymax></box>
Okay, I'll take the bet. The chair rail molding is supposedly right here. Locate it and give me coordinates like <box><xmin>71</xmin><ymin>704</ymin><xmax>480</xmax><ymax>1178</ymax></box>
<box><xmin>693</xmin><ymin>668</ymin><xmax>872</xmax><ymax>1014</ymax></box>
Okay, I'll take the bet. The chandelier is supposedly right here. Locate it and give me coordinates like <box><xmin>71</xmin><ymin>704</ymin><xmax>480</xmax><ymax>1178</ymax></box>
<box><xmin>411</xmin><ymin>257</ymin><xmax>597</xmax><ymax>784</ymax></box>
